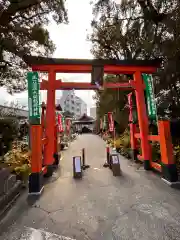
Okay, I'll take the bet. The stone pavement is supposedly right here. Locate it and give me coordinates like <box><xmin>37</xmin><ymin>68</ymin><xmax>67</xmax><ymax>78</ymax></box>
<box><xmin>1</xmin><ymin>134</ymin><xmax>180</xmax><ymax>239</ymax></box>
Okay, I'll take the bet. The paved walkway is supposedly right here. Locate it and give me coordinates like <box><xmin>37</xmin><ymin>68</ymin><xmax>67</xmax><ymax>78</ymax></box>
<box><xmin>1</xmin><ymin>134</ymin><xmax>180</xmax><ymax>239</ymax></box>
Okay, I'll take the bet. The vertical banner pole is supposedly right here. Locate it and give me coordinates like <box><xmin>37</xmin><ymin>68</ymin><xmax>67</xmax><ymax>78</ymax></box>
<box><xmin>27</xmin><ymin>72</ymin><xmax>43</xmax><ymax>195</ymax></box>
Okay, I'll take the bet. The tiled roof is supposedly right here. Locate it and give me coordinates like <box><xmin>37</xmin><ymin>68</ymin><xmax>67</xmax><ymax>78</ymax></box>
<box><xmin>77</xmin><ymin>114</ymin><xmax>94</xmax><ymax>122</ymax></box>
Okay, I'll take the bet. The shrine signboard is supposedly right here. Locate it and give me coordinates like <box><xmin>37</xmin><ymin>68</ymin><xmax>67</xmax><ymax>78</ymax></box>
<box><xmin>57</xmin><ymin>114</ymin><xmax>64</xmax><ymax>133</ymax></box>
<box><xmin>143</xmin><ymin>74</ymin><xmax>157</xmax><ymax>121</ymax></box>
<box><xmin>108</xmin><ymin>112</ymin><xmax>114</xmax><ymax>132</ymax></box>
<box><xmin>27</xmin><ymin>72</ymin><xmax>40</xmax><ymax>125</ymax></box>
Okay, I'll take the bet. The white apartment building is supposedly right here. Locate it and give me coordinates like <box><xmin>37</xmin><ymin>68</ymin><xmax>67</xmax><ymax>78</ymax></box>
<box><xmin>58</xmin><ymin>90</ymin><xmax>87</xmax><ymax>118</ymax></box>
<box><xmin>90</xmin><ymin>107</ymin><xmax>96</xmax><ymax>119</ymax></box>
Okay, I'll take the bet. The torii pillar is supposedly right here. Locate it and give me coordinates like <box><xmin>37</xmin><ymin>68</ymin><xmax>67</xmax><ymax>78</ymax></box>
<box><xmin>44</xmin><ymin>70</ymin><xmax>56</xmax><ymax>176</ymax></box>
<box><xmin>134</xmin><ymin>71</ymin><xmax>151</xmax><ymax>170</ymax></box>
<box><xmin>128</xmin><ymin>92</ymin><xmax>138</xmax><ymax>161</ymax></box>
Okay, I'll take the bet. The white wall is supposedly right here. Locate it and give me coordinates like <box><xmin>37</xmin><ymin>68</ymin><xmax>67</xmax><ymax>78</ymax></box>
<box><xmin>59</xmin><ymin>90</ymin><xmax>87</xmax><ymax>118</ymax></box>
<box><xmin>90</xmin><ymin>107</ymin><xmax>96</xmax><ymax>119</ymax></box>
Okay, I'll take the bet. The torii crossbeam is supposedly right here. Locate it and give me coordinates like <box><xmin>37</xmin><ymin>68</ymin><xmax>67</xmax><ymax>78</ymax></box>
<box><xmin>40</xmin><ymin>80</ymin><xmax>134</xmax><ymax>90</ymax></box>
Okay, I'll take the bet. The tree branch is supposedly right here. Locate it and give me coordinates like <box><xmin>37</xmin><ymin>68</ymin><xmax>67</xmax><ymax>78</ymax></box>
<box><xmin>1</xmin><ymin>38</ymin><xmax>28</xmax><ymax>60</ymax></box>
<box><xmin>137</xmin><ymin>0</ymin><xmax>167</xmax><ymax>24</ymax></box>
<box><xmin>0</xmin><ymin>0</ymin><xmax>42</xmax><ymax>25</ymax></box>
<box><xmin>11</xmin><ymin>10</ymin><xmax>49</xmax><ymax>23</ymax></box>
<box><xmin>92</xmin><ymin>38</ymin><xmax>120</xmax><ymax>59</ymax></box>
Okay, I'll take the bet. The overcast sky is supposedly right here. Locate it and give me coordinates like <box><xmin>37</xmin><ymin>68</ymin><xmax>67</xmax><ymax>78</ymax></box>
<box><xmin>0</xmin><ymin>0</ymin><xmax>96</xmax><ymax>112</ymax></box>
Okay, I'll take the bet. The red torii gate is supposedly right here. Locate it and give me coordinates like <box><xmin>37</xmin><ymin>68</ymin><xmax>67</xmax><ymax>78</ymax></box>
<box><xmin>25</xmin><ymin>56</ymin><xmax>177</xmax><ymax>195</ymax></box>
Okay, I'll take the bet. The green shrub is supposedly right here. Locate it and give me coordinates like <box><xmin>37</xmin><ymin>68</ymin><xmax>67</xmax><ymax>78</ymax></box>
<box><xmin>174</xmin><ymin>145</ymin><xmax>180</xmax><ymax>173</ymax></box>
<box><xmin>151</xmin><ymin>142</ymin><xmax>161</xmax><ymax>163</ymax></box>
<box><xmin>2</xmin><ymin>146</ymin><xmax>31</xmax><ymax>184</ymax></box>
<box><xmin>0</xmin><ymin>118</ymin><xmax>19</xmax><ymax>156</ymax></box>
<box><xmin>115</xmin><ymin>129</ymin><xmax>131</xmax><ymax>158</ymax></box>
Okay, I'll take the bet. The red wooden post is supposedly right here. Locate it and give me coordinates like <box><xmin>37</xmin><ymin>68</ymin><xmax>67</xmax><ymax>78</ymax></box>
<box><xmin>130</xmin><ymin>124</ymin><xmax>138</xmax><ymax>161</ymax></box>
<box><xmin>54</xmin><ymin>124</ymin><xmax>58</xmax><ymax>156</ymax></box>
<box><xmin>158</xmin><ymin>120</ymin><xmax>178</xmax><ymax>182</ymax></box>
<box><xmin>41</xmin><ymin>102</ymin><xmax>46</xmax><ymax>138</ymax></box>
<box><xmin>53</xmin><ymin>124</ymin><xmax>59</xmax><ymax>166</ymax></box>
<box><xmin>44</xmin><ymin>70</ymin><xmax>56</xmax><ymax>175</ymax></box>
<box><xmin>128</xmin><ymin>93</ymin><xmax>138</xmax><ymax>161</ymax></box>
<box><xmin>134</xmin><ymin>71</ymin><xmax>151</xmax><ymax>170</ymax></box>
<box><xmin>29</xmin><ymin>125</ymin><xmax>43</xmax><ymax>195</ymax></box>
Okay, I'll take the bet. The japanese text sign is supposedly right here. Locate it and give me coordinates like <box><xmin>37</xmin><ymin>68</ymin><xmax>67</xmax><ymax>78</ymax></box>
<box><xmin>143</xmin><ymin>74</ymin><xmax>157</xmax><ymax>121</ymax></box>
<box><xmin>108</xmin><ymin>112</ymin><xmax>114</xmax><ymax>132</ymax></box>
<box><xmin>57</xmin><ymin>114</ymin><xmax>64</xmax><ymax>133</ymax></box>
<box><xmin>27</xmin><ymin>72</ymin><xmax>40</xmax><ymax>124</ymax></box>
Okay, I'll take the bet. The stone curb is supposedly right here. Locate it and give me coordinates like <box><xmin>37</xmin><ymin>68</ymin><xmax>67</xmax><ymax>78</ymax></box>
<box><xmin>161</xmin><ymin>178</ymin><xmax>180</xmax><ymax>189</ymax></box>
<box><xmin>0</xmin><ymin>180</ymin><xmax>23</xmax><ymax>221</ymax></box>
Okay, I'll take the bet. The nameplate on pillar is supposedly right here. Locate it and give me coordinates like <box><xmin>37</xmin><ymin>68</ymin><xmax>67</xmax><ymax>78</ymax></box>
<box><xmin>27</xmin><ymin>72</ymin><xmax>41</xmax><ymax>125</ymax></box>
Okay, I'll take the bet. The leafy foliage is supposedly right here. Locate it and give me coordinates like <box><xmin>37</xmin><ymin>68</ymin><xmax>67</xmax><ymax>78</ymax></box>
<box><xmin>90</xmin><ymin>0</ymin><xmax>180</xmax><ymax>119</ymax></box>
<box><xmin>0</xmin><ymin>0</ymin><xmax>68</xmax><ymax>92</ymax></box>
<box><xmin>94</xmin><ymin>74</ymin><xmax>130</xmax><ymax>133</ymax></box>
<box><xmin>0</xmin><ymin>102</ymin><xmax>22</xmax><ymax>155</ymax></box>
<box><xmin>2</xmin><ymin>143</ymin><xmax>30</xmax><ymax>184</ymax></box>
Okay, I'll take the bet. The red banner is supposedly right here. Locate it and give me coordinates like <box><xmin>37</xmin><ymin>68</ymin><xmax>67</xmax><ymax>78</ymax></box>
<box><xmin>108</xmin><ymin>112</ymin><xmax>114</xmax><ymax>132</ymax></box>
<box><xmin>128</xmin><ymin>93</ymin><xmax>133</xmax><ymax>122</ymax></box>
<box><xmin>65</xmin><ymin>118</ymin><xmax>71</xmax><ymax>135</ymax></box>
<box><xmin>57</xmin><ymin>114</ymin><xmax>63</xmax><ymax>133</ymax></box>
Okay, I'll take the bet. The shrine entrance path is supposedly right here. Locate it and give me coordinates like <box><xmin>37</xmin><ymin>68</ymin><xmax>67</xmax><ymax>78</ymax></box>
<box><xmin>1</xmin><ymin>134</ymin><xmax>180</xmax><ymax>240</ymax></box>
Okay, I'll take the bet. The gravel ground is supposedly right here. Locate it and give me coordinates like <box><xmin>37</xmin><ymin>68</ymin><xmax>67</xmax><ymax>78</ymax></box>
<box><xmin>0</xmin><ymin>134</ymin><xmax>180</xmax><ymax>240</ymax></box>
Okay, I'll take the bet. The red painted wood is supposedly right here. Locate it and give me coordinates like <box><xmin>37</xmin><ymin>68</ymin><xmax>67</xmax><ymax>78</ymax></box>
<box><xmin>158</xmin><ymin>121</ymin><xmax>174</xmax><ymax>165</ymax></box>
<box><xmin>134</xmin><ymin>133</ymin><xmax>160</xmax><ymax>142</ymax></box>
<box><xmin>42</xmin><ymin>166</ymin><xmax>47</xmax><ymax>175</ymax></box>
<box><xmin>151</xmin><ymin>162</ymin><xmax>162</xmax><ymax>172</ymax></box>
<box><xmin>42</xmin><ymin>138</ymin><xmax>48</xmax><ymax>145</ymax></box>
<box><xmin>40</xmin><ymin>80</ymin><xmax>134</xmax><ymax>90</ymax></box>
<box><xmin>44</xmin><ymin>70</ymin><xmax>56</xmax><ymax>165</ymax></box>
<box><xmin>32</xmin><ymin>65</ymin><xmax>157</xmax><ymax>74</ymax></box>
<box><xmin>134</xmin><ymin>71</ymin><xmax>150</xmax><ymax>161</ymax></box>
<box><xmin>30</xmin><ymin>125</ymin><xmax>42</xmax><ymax>173</ymax></box>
